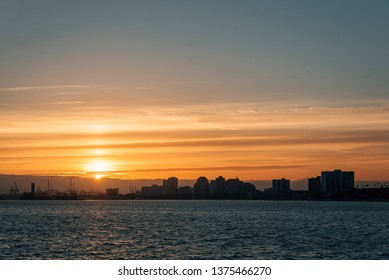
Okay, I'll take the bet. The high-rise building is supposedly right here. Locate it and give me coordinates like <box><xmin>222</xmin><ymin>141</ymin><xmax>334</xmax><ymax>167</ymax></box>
<box><xmin>225</xmin><ymin>178</ymin><xmax>241</xmax><ymax>198</ymax></box>
<box><xmin>163</xmin><ymin>177</ymin><xmax>178</xmax><ymax>194</ymax></box>
<box><xmin>210</xmin><ymin>176</ymin><xmax>226</xmax><ymax>196</ymax></box>
<box><xmin>321</xmin><ymin>170</ymin><xmax>354</xmax><ymax>194</ymax></box>
<box><xmin>308</xmin><ymin>176</ymin><xmax>321</xmax><ymax>195</ymax></box>
<box><xmin>272</xmin><ymin>178</ymin><xmax>291</xmax><ymax>193</ymax></box>
<box><xmin>194</xmin><ymin>176</ymin><xmax>210</xmax><ymax>197</ymax></box>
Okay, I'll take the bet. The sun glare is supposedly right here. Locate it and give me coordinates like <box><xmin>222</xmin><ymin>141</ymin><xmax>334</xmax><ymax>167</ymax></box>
<box><xmin>85</xmin><ymin>159</ymin><xmax>113</xmax><ymax>179</ymax></box>
<box><xmin>95</xmin><ymin>174</ymin><xmax>104</xmax><ymax>179</ymax></box>
<box><xmin>93</xmin><ymin>149</ymin><xmax>105</xmax><ymax>156</ymax></box>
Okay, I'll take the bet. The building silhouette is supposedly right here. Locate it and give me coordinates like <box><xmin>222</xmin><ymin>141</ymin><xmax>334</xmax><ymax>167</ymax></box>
<box><xmin>163</xmin><ymin>177</ymin><xmax>178</xmax><ymax>194</ymax></box>
<box><xmin>210</xmin><ymin>176</ymin><xmax>226</xmax><ymax>196</ymax></box>
<box><xmin>106</xmin><ymin>188</ymin><xmax>119</xmax><ymax>198</ymax></box>
<box><xmin>178</xmin><ymin>186</ymin><xmax>193</xmax><ymax>195</ymax></box>
<box><xmin>321</xmin><ymin>170</ymin><xmax>354</xmax><ymax>195</ymax></box>
<box><xmin>139</xmin><ymin>184</ymin><xmax>164</xmax><ymax>197</ymax></box>
<box><xmin>194</xmin><ymin>176</ymin><xmax>210</xmax><ymax>197</ymax></box>
<box><xmin>308</xmin><ymin>176</ymin><xmax>321</xmax><ymax>196</ymax></box>
<box><xmin>225</xmin><ymin>178</ymin><xmax>241</xmax><ymax>197</ymax></box>
<box><xmin>31</xmin><ymin>182</ymin><xmax>36</xmax><ymax>195</ymax></box>
<box><xmin>240</xmin><ymin>181</ymin><xmax>256</xmax><ymax>198</ymax></box>
<box><xmin>272</xmin><ymin>178</ymin><xmax>291</xmax><ymax>194</ymax></box>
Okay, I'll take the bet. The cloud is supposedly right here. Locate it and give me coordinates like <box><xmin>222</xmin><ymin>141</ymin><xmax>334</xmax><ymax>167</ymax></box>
<box><xmin>52</xmin><ymin>92</ymin><xmax>89</xmax><ymax>96</ymax></box>
<box><xmin>205</xmin><ymin>124</ymin><xmax>239</xmax><ymax>130</ymax></box>
<box><xmin>0</xmin><ymin>85</ymin><xmax>92</xmax><ymax>92</ymax></box>
<box><xmin>170</xmin><ymin>80</ymin><xmax>208</xmax><ymax>84</ymax></box>
<box><xmin>50</xmin><ymin>101</ymin><xmax>85</xmax><ymax>105</ymax></box>
<box><xmin>1</xmin><ymin>102</ymin><xmax>389</xmax><ymax>179</ymax></box>
<box><xmin>144</xmin><ymin>98</ymin><xmax>172</xmax><ymax>103</ymax></box>
<box><xmin>129</xmin><ymin>165</ymin><xmax>310</xmax><ymax>173</ymax></box>
<box><xmin>2</xmin><ymin>129</ymin><xmax>389</xmax><ymax>153</ymax></box>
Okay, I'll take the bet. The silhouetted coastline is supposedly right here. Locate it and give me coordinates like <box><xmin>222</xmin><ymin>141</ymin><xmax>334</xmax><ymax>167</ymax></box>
<box><xmin>1</xmin><ymin>187</ymin><xmax>389</xmax><ymax>202</ymax></box>
<box><xmin>1</xmin><ymin>170</ymin><xmax>389</xmax><ymax>201</ymax></box>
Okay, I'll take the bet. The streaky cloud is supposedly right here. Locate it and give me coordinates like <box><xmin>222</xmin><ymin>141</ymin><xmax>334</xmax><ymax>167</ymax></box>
<box><xmin>0</xmin><ymin>85</ymin><xmax>92</xmax><ymax>92</ymax></box>
<box><xmin>127</xmin><ymin>165</ymin><xmax>311</xmax><ymax>173</ymax></box>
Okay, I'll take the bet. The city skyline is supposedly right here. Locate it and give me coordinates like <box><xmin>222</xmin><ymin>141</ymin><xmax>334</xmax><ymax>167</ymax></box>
<box><xmin>5</xmin><ymin>169</ymin><xmax>388</xmax><ymax>202</ymax></box>
<box><xmin>2</xmin><ymin>168</ymin><xmax>385</xmax><ymax>195</ymax></box>
<box><xmin>1</xmin><ymin>1</ymin><xmax>389</xmax><ymax>181</ymax></box>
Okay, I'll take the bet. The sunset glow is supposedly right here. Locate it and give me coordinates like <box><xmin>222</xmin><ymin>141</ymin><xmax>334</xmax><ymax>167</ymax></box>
<box><xmin>1</xmin><ymin>102</ymin><xmax>388</xmax><ymax>180</ymax></box>
<box><xmin>85</xmin><ymin>159</ymin><xmax>115</xmax><ymax>179</ymax></box>
<box><xmin>1</xmin><ymin>1</ymin><xmax>388</xmax><ymax>182</ymax></box>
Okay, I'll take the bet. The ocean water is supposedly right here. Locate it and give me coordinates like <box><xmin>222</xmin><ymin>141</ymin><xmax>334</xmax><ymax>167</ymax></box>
<box><xmin>0</xmin><ymin>200</ymin><xmax>388</xmax><ymax>259</ymax></box>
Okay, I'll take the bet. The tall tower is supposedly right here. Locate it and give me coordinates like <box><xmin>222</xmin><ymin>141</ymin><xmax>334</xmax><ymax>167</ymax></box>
<box><xmin>31</xmin><ymin>182</ymin><xmax>36</xmax><ymax>194</ymax></box>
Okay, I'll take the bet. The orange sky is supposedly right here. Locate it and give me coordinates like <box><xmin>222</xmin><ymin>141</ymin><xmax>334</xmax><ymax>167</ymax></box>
<box><xmin>1</xmin><ymin>99</ymin><xmax>388</xmax><ymax>181</ymax></box>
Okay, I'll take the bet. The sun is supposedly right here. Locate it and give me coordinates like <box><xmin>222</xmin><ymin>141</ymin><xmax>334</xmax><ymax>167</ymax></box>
<box><xmin>95</xmin><ymin>174</ymin><xmax>104</xmax><ymax>180</ymax></box>
<box><xmin>85</xmin><ymin>159</ymin><xmax>113</xmax><ymax>179</ymax></box>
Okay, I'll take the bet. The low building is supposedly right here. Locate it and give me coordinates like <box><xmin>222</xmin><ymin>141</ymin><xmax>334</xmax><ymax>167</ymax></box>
<box><xmin>139</xmin><ymin>185</ymin><xmax>164</xmax><ymax>196</ymax></box>
<box><xmin>178</xmin><ymin>186</ymin><xmax>193</xmax><ymax>195</ymax></box>
<box><xmin>106</xmin><ymin>188</ymin><xmax>119</xmax><ymax>198</ymax></box>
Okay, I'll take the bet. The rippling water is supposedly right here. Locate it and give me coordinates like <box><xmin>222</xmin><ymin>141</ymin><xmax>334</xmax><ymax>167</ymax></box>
<box><xmin>0</xmin><ymin>200</ymin><xmax>388</xmax><ymax>259</ymax></box>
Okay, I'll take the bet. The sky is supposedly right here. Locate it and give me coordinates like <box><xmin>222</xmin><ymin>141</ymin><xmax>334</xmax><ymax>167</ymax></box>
<box><xmin>1</xmin><ymin>0</ymin><xmax>389</xmax><ymax>181</ymax></box>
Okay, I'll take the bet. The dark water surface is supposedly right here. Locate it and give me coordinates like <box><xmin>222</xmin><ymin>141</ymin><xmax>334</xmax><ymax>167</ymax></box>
<box><xmin>0</xmin><ymin>200</ymin><xmax>388</xmax><ymax>259</ymax></box>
